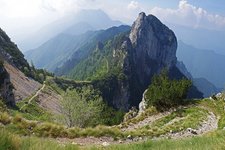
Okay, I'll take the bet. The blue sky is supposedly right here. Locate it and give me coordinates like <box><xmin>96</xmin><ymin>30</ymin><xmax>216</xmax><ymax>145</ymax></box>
<box><xmin>139</xmin><ymin>0</ymin><xmax>225</xmax><ymax>14</ymax></box>
<box><xmin>0</xmin><ymin>0</ymin><xmax>224</xmax><ymax>42</ymax></box>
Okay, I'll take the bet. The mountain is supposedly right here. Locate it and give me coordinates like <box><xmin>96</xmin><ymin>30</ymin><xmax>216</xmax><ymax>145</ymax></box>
<box><xmin>177</xmin><ymin>41</ymin><xmax>225</xmax><ymax>89</ymax></box>
<box><xmin>193</xmin><ymin>78</ymin><xmax>219</xmax><ymax>97</ymax></box>
<box><xmin>55</xmin><ymin>12</ymin><xmax>202</xmax><ymax>110</ymax></box>
<box><xmin>25</xmin><ymin>25</ymin><xmax>131</xmax><ymax>72</ymax></box>
<box><xmin>168</xmin><ymin>24</ymin><xmax>225</xmax><ymax>55</ymax></box>
<box><xmin>19</xmin><ymin>9</ymin><xmax>123</xmax><ymax>51</ymax></box>
<box><xmin>0</xmin><ymin>28</ymin><xmax>41</xmax><ymax>106</ymax></box>
<box><xmin>176</xmin><ymin>61</ymin><xmax>219</xmax><ymax>97</ymax></box>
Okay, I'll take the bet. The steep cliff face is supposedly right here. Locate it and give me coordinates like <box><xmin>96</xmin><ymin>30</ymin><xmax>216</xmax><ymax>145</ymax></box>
<box><xmin>129</xmin><ymin>12</ymin><xmax>177</xmax><ymax>69</ymax></box>
<box><xmin>121</xmin><ymin>13</ymin><xmax>184</xmax><ymax>107</ymax></box>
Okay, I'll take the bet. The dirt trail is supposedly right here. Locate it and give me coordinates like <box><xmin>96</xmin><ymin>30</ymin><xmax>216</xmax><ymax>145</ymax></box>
<box><xmin>28</xmin><ymin>83</ymin><xmax>46</xmax><ymax>104</ymax></box>
<box><xmin>159</xmin><ymin>110</ymin><xmax>218</xmax><ymax>139</ymax></box>
<box><xmin>20</xmin><ymin>83</ymin><xmax>46</xmax><ymax>110</ymax></box>
<box><xmin>57</xmin><ymin>106</ymin><xmax>218</xmax><ymax>146</ymax></box>
<box><xmin>122</xmin><ymin>111</ymin><xmax>172</xmax><ymax>131</ymax></box>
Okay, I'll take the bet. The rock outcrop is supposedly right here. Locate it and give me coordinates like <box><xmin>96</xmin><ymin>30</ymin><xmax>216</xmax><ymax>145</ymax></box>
<box><xmin>126</xmin><ymin>13</ymin><xmax>180</xmax><ymax>106</ymax></box>
<box><xmin>114</xmin><ymin>12</ymin><xmax>202</xmax><ymax>109</ymax></box>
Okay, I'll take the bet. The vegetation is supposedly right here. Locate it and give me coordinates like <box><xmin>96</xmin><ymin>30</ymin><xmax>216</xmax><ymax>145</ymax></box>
<box><xmin>103</xmin><ymin>130</ymin><xmax>225</xmax><ymax>150</ymax></box>
<box><xmin>0</xmin><ymin>129</ymin><xmax>78</xmax><ymax>150</ymax></box>
<box><xmin>146</xmin><ymin>69</ymin><xmax>192</xmax><ymax>110</ymax></box>
<box><xmin>67</xmin><ymin>32</ymin><xmax>128</xmax><ymax>81</ymax></box>
<box><xmin>15</xmin><ymin>94</ymin><xmax>52</xmax><ymax>122</ymax></box>
<box><xmin>46</xmin><ymin>77</ymin><xmax>125</xmax><ymax>126</ymax></box>
<box><xmin>0</xmin><ymin>97</ymin><xmax>223</xmax><ymax>150</ymax></box>
<box><xmin>60</xmin><ymin>86</ymin><xmax>104</xmax><ymax>127</ymax></box>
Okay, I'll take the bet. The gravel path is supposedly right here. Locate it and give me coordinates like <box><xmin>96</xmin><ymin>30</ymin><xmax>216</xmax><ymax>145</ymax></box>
<box><xmin>122</xmin><ymin>111</ymin><xmax>172</xmax><ymax>131</ymax></box>
<box><xmin>158</xmin><ymin>108</ymin><xmax>218</xmax><ymax>139</ymax></box>
<box><xmin>56</xmin><ymin>106</ymin><xmax>218</xmax><ymax>146</ymax></box>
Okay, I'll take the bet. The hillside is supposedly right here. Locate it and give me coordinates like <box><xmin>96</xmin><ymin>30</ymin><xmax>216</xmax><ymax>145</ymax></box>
<box><xmin>193</xmin><ymin>78</ymin><xmax>219</xmax><ymax>97</ymax></box>
<box><xmin>20</xmin><ymin>9</ymin><xmax>122</xmax><ymax>51</ymax></box>
<box><xmin>25</xmin><ymin>25</ymin><xmax>130</xmax><ymax>72</ymax></box>
<box><xmin>0</xmin><ymin>88</ymin><xmax>224</xmax><ymax>149</ymax></box>
<box><xmin>0</xmin><ymin>28</ymin><xmax>41</xmax><ymax>106</ymax></box>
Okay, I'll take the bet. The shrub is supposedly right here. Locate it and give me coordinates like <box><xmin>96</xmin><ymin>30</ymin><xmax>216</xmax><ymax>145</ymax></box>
<box><xmin>60</xmin><ymin>86</ymin><xmax>104</xmax><ymax>128</ymax></box>
<box><xmin>0</xmin><ymin>100</ymin><xmax>8</xmax><ymax>112</ymax></box>
<box><xmin>146</xmin><ymin>69</ymin><xmax>192</xmax><ymax>110</ymax></box>
<box><xmin>0</xmin><ymin>112</ymin><xmax>11</xmax><ymax>125</ymax></box>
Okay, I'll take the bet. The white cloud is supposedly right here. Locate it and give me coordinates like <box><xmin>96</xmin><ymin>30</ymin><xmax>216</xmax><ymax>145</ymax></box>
<box><xmin>40</xmin><ymin>0</ymin><xmax>97</xmax><ymax>15</ymax></box>
<box><xmin>127</xmin><ymin>1</ymin><xmax>140</xmax><ymax>10</ymax></box>
<box><xmin>0</xmin><ymin>0</ymin><xmax>98</xmax><ymax>41</ymax></box>
<box><xmin>150</xmin><ymin>0</ymin><xmax>225</xmax><ymax>30</ymax></box>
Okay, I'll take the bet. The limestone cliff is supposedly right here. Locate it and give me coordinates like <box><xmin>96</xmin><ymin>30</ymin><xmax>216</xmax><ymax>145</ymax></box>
<box><xmin>113</xmin><ymin>12</ymin><xmax>202</xmax><ymax>109</ymax></box>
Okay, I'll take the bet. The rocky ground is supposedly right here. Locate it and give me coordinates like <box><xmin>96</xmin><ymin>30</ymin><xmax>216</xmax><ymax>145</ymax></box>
<box><xmin>20</xmin><ymin>82</ymin><xmax>62</xmax><ymax>114</ymax></box>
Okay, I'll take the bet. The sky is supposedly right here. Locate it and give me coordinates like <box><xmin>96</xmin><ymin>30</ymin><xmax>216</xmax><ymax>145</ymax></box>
<box><xmin>0</xmin><ymin>0</ymin><xmax>225</xmax><ymax>43</ymax></box>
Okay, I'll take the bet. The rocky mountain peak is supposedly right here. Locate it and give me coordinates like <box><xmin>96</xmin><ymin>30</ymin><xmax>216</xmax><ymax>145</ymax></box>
<box><xmin>129</xmin><ymin>13</ymin><xmax>177</xmax><ymax>67</ymax></box>
<box><xmin>127</xmin><ymin>13</ymin><xmax>178</xmax><ymax>93</ymax></box>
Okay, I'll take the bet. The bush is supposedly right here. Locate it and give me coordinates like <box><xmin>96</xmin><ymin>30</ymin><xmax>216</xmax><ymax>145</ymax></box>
<box><xmin>0</xmin><ymin>112</ymin><xmax>11</xmax><ymax>125</ymax></box>
<box><xmin>60</xmin><ymin>86</ymin><xmax>104</xmax><ymax>128</ymax></box>
<box><xmin>146</xmin><ymin>69</ymin><xmax>192</xmax><ymax>110</ymax></box>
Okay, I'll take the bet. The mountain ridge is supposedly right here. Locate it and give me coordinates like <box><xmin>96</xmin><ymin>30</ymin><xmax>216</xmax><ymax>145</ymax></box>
<box><xmin>20</xmin><ymin>9</ymin><xmax>123</xmax><ymax>51</ymax></box>
<box><xmin>177</xmin><ymin>41</ymin><xmax>225</xmax><ymax>89</ymax></box>
<box><xmin>56</xmin><ymin>12</ymin><xmax>202</xmax><ymax>109</ymax></box>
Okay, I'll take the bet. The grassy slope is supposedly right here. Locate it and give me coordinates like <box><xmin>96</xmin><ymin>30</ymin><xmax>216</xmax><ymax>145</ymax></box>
<box><xmin>0</xmin><ymin>92</ymin><xmax>225</xmax><ymax>149</ymax></box>
<box><xmin>102</xmin><ymin>130</ymin><xmax>225</xmax><ymax>150</ymax></box>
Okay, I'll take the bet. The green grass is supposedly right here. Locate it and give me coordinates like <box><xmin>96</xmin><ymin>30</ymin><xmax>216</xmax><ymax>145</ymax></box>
<box><xmin>6</xmin><ymin>85</ymin><xmax>54</xmax><ymax>122</ymax></box>
<box><xmin>146</xmin><ymin>107</ymin><xmax>208</xmax><ymax>133</ymax></box>
<box><xmin>198</xmin><ymin>98</ymin><xmax>225</xmax><ymax>129</ymax></box>
<box><xmin>1</xmin><ymin>97</ymin><xmax>224</xmax><ymax>150</ymax></box>
<box><xmin>0</xmin><ymin>100</ymin><xmax>211</xmax><ymax>140</ymax></box>
<box><xmin>123</xmin><ymin>107</ymin><xmax>158</xmax><ymax>127</ymax></box>
<box><xmin>0</xmin><ymin>128</ymin><xmax>79</xmax><ymax>150</ymax></box>
<box><xmin>121</xmin><ymin>106</ymin><xmax>208</xmax><ymax>138</ymax></box>
<box><xmin>11</xmin><ymin>97</ymin><xmax>52</xmax><ymax>122</ymax></box>
<box><xmin>101</xmin><ymin>130</ymin><xmax>225</xmax><ymax>150</ymax></box>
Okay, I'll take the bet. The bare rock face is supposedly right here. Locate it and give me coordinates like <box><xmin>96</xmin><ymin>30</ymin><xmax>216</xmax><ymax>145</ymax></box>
<box><xmin>104</xmin><ymin>12</ymin><xmax>194</xmax><ymax>110</ymax></box>
<box><xmin>119</xmin><ymin>13</ymin><xmax>183</xmax><ymax>107</ymax></box>
<box><xmin>129</xmin><ymin>12</ymin><xmax>177</xmax><ymax>88</ymax></box>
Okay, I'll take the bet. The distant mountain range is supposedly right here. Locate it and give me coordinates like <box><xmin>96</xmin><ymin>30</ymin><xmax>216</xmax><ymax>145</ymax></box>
<box><xmin>24</xmin><ymin>9</ymin><xmax>225</xmax><ymax>98</ymax></box>
<box><xmin>168</xmin><ymin>24</ymin><xmax>225</xmax><ymax>55</ymax></box>
<box><xmin>20</xmin><ymin>9</ymin><xmax>123</xmax><ymax>51</ymax></box>
<box><xmin>25</xmin><ymin>25</ymin><xmax>131</xmax><ymax>72</ymax></box>
<box><xmin>177</xmin><ymin>41</ymin><xmax>225</xmax><ymax>89</ymax></box>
